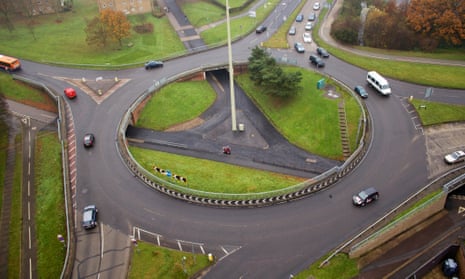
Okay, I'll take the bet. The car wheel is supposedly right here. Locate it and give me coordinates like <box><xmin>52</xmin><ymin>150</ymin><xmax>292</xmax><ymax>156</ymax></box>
<box><xmin>374</xmin><ymin>194</ymin><xmax>379</xmax><ymax>200</ymax></box>
<box><xmin>361</xmin><ymin>202</ymin><xmax>366</xmax><ymax>207</ymax></box>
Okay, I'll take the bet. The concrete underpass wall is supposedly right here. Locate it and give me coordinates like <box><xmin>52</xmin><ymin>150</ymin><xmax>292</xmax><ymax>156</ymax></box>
<box><xmin>348</xmin><ymin>192</ymin><xmax>447</xmax><ymax>258</ymax></box>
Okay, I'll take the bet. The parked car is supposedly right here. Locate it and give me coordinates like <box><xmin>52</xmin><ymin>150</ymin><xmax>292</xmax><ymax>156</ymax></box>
<box><xmin>294</xmin><ymin>42</ymin><xmax>305</xmax><ymax>53</ymax></box>
<box><xmin>82</xmin><ymin>205</ymin><xmax>98</xmax><ymax>229</ymax></box>
<box><xmin>305</xmin><ymin>22</ymin><xmax>313</xmax><ymax>31</ymax></box>
<box><xmin>256</xmin><ymin>25</ymin><xmax>267</xmax><ymax>33</ymax></box>
<box><xmin>289</xmin><ymin>26</ymin><xmax>296</xmax><ymax>35</ymax></box>
<box><xmin>354</xmin><ymin>85</ymin><xmax>368</xmax><ymax>98</ymax></box>
<box><xmin>145</xmin><ymin>60</ymin><xmax>163</xmax><ymax>70</ymax></box>
<box><xmin>313</xmin><ymin>2</ymin><xmax>320</xmax><ymax>10</ymax></box>
<box><xmin>83</xmin><ymin>133</ymin><xmax>95</xmax><ymax>148</ymax></box>
<box><xmin>308</xmin><ymin>12</ymin><xmax>316</xmax><ymax>21</ymax></box>
<box><xmin>303</xmin><ymin>32</ymin><xmax>312</xmax><ymax>43</ymax></box>
<box><xmin>295</xmin><ymin>14</ymin><xmax>304</xmax><ymax>22</ymax></box>
<box><xmin>64</xmin><ymin>87</ymin><xmax>76</xmax><ymax>99</ymax></box>
<box><xmin>316</xmin><ymin>47</ymin><xmax>330</xmax><ymax>58</ymax></box>
<box><xmin>444</xmin><ymin>150</ymin><xmax>465</xmax><ymax>164</ymax></box>
<box><xmin>309</xmin><ymin>55</ymin><xmax>325</xmax><ymax>67</ymax></box>
<box><xmin>352</xmin><ymin>187</ymin><xmax>379</xmax><ymax>207</ymax></box>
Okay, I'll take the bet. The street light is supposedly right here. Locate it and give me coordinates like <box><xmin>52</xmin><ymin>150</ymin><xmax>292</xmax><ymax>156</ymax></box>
<box><xmin>226</xmin><ymin>0</ymin><xmax>237</xmax><ymax>131</ymax></box>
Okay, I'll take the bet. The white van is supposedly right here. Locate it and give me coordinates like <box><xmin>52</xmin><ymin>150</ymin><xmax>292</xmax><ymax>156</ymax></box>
<box><xmin>366</xmin><ymin>71</ymin><xmax>391</xmax><ymax>96</ymax></box>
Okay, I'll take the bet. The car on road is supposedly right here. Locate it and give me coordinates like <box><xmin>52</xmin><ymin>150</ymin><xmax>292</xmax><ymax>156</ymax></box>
<box><xmin>256</xmin><ymin>25</ymin><xmax>267</xmax><ymax>34</ymax></box>
<box><xmin>305</xmin><ymin>22</ymin><xmax>313</xmax><ymax>31</ymax></box>
<box><xmin>352</xmin><ymin>187</ymin><xmax>379</xmax><ymax>207</ymax></box>
<box><xmin>308</xmin><ymin>12</ymin><xmax>316</xmax><ymax>21</ymax></box>
<box><xmin>289</xmin><ymin>26</ymin><xmax>296</xmax><ymax>35</ymax></box>
<box><xmin>82</xmin><ymin>205</ymin><xmax>98</xmax><ymax>229</ymax></box>
<box><xmin>444</xmin><ymin>150</ymin><xmax>465</xmax><ymax>164</ymax></box>
<box><xmin>296</xmin><ymin>14</ymin><xmax>304</xmax><ymax>22</ymax></box>
<box><xmin>313</xmin><ymin>2</ymin><xmax>320</xmax><ymax>10</ymax></box>
<box><xmin>294</xmin><ymin>42</ymin><xmax>305</xmax><ymax>53</ymax></box>
<box><xmin>83</xmin><ymin>133</ymin><xmax>95</xmax><ymax>148</ymax></box>
<box><xmin>316</xmin><ymin>47</ymin><xmax>330</xmax><ymax>58</ymax></box>
<box><xmin>354</xmin><ymin>85</ymin><xmax>368</xmax><ymax>98</ymax></box>
<box><xmin>64</xmin><ymin>87</ymin><xmax>76</xmax><ymax>99</ymax></box>
<box><xmin>309</xmin><ymin>55</ymin><xmax>325</xmax><ymax>67</ymax></box>
<box><xmin>145</xmin><ymin>60</ymin><xmax>163</xmax><ymax>70</ymax></box>
<box><xmin>303</xmin><ymin>32</ymin><xmax>312</xmax><ymax>43</ymax></box>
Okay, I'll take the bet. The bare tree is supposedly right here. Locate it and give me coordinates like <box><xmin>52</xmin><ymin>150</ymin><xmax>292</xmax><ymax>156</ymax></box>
<box><xmin>0</xmin><ymin>0</ymin><xmax>15</xmax><ymax>32</ymax></box>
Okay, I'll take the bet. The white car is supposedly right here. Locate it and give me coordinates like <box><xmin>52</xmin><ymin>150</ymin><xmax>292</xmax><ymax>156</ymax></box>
<box><xmin>303</xmin><ymin>32</ymin><xmax>312</xmax><ymax>43</ymax></box>
<box><xmin>305</xmin><ymin>22</ymin><xmax>313</xmax><ymax>31</ymax></box>
<box><xmin>444</xmin><ymin>150</ymin><xmax>465</xmax><ymax>164</ymax></box>
<box><xmin>313</xmin><ymin>2</ymin><xmax>320</xmax><ymax>10</ymax></box>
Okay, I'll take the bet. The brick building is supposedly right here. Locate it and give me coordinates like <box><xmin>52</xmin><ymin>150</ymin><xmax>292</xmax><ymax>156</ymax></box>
<box><xmin>96</xmin><ymin>0</ymin><xmax>153</xmax><ymax>15</ymax></box>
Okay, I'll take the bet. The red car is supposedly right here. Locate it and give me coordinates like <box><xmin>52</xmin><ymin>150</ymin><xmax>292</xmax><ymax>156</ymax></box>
<box><xmin>64</xmin><ymin>87</ymin><xmax>76</xmax><ymax>99</ymax></box>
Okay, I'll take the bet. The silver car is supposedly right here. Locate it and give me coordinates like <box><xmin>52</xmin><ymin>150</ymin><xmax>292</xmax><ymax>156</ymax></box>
<box><xmin>444</xmin><ymin>150</ymin><xmax>465</xmax><ymax>164</ymax></box>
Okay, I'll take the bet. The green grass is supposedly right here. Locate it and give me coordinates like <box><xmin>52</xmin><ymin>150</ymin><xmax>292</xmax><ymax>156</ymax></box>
<box><xmin>200</xmin><ymin>0</ymin><xmax>277</xmax><ymax>44</ymax></box>
<box><xmin>8</xmin><ymin>135</ymin><xmax>22</xmax><ymax>279</ymax></box>
<box><xmin>310</xmin><ymin>8</ymin><xmax>465</xmax><ymax>89</ymax></box>
<box><xmin>411</xmin><ymin>98</ymin><xmax>465</xmax><ymax>126</ymax></box>
<box><xmin>0</xmin><ymin>73</ymin><xmax>56</xmax><ymax>109</ymax></box>
<box><xmin>0</xmin><ymin>0</ymin><xmax>185</xmax><ymax>66</ymax></box>
<box><xmin>0</xmin><ymin>110</ymin><xmax>7</xmax><ymax>215</ymax></box>
<box><xmin>136</xmin><ymin>81</ymin><xmax>216</xmax><ymax>130</ymax></box>
<box><xmin>182</xmin><ymin>2</ymin><xmax>225</xmax><ymax>28</ymax></box>
<box><xmin>129</xmin><ymin>147</ymin><xmax>306</xmax><ymax>194</ymax></box>
<box><xmin>128</xmin><ymin>241</ymin><xmax>212</xmax><ymax>279</ymax></box>
<box><xmin>35</xmin><ymin>132</ymin><xmax>66</xmax><ymax>278</ymax></box>
<box><xmin>294</xmin><ymin>252</ymin><xmax>358</xmax><ymax>279</ymax></box>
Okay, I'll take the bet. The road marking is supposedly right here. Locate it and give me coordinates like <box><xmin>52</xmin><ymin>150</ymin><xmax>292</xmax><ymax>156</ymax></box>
<box><xmin>221</xmin><ymin>246</ymin><xmax>228</xmax><ymax>255</ymax></box>
<box><xmin>100</xmin><ymin>223</ymin><xmax>104</xmax><ymax>258</ymax></box>
<box><xmin>177</xmin><ymin>240</ymin><xmax>183</xmax><ymax>251</ymax></box>
<box><xmin>28</xmin><ymin>226</ymin><xmax>31</xmax><ymax>249</ymax></box>
<box><xmin>458</xmin><ymin>206</ymin><xmax>465</xmax><ymax>215</ymax></box>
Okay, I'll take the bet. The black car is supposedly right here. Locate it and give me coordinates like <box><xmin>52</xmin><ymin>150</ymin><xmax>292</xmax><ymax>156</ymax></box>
<box><xmin>316</xmin><ymin>47</ymin><xmax>330</xmax><ymax>58</ymax></box>
<box><xmin>309</xmin><ymin>55</ymin><xmax>325</xmax><ymax>68</ymax></box>
<box><xmin>308</xmin><ymin>12</ymin><xmax>316</xmax><ymax>21</ymax></box>
<box><xmin>294</xmin><ymin>42</ymin><xmax>305</xmax><ymax>53</ymax></box>
<box><xmin>256</xmin><ymin>25</ymin><xmax>267</xmax><ymax>34</ymax></box>
<box><xmin>145</xmin><ymin>60</ymin><xmax>164</xmax><ymax>70</ymax></box>
<box><xmin>82</xmin><ymin>205</ymin><xmax>98</xmax><ymax>229</ymax></box>
<box><xmin>295</xmin><ymin>14</ymin><xmax>304</xmax><ymax>22</ymax></box>
<box><xmin>352</xmin><ymin>187</ymin><xmax>379</xmax><ymax>207</ymax></box>
<box><xmin>354</xmin><ymin>85</ymin><xmax>368</xmax><ymax>98</ymax></box>
<box><xmin>83</xmin><ymin>133</ymin><xmax>95</xmax><ymax>148</ymax></box>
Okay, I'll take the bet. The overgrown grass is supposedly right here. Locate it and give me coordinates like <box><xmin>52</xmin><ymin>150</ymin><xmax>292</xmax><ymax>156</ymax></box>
<box><xmin>294</xmin><ymin>252</ymin><xmax>358</xmax><ymax>279</ymax></box>
<box><xmin>128</xmin><ymin>241</ymin><xmax>212</xmax><ymax>279</ymax></box>
<box><xmin>0</xmin><ymin>73</ymin><xmax>57</xmax><ymax>111</ymax></box>
<box><xmin>8</xmin><ymin>135</ymin><xmax>22</xmax><ymax>279</ymax></box>
<box><xmin>35</xmin><ymin>132</ymin><xmax>66</xmax><ymax>278</ymax></box>
<box><xmin>136</xmin><ymin>81</ymin><xmax>216</xmax><ymax>130</ymax></box>
<box><xmin>129</xmin><ymin>147</ymin><xmax>306</xmax><ymax>194</ymax></box>
<box><xmin>181</xmin><ymin>2</ymin><xmax>225</xmax><ymax>28</ymax></box>
<box><xmin>0</xmin><ymin>0</ymin><xmax>185</xmax><ymax>66</ymax></box>
<box><xmin>411</xmin><ymin>98</ymin><xmax>465</xmax><ymax>126</ymax></box>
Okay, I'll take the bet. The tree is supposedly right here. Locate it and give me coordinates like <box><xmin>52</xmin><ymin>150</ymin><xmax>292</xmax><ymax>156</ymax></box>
<box><xmin>331</xmin><ymin>17</ymin><xmax>360</xmax><ymax>45</ymax></box>
<box><xmin>100</xmin><ymin>9</ymin><xmax>131</xmax><ymax>48</ymax></box>
<box><xmin>85</xmin><ymin>16</ymin><xmax>109</xmax><ymax>48</ymax></box>
<box><xmin>407</xmin><ymin>0</ymin><xmax>465</xmax><ymax>46</ymax></box>
<box><xmin>0</xmin><ymin>0</ymin><xmax>15</xmax><ymax>32</ymax></box>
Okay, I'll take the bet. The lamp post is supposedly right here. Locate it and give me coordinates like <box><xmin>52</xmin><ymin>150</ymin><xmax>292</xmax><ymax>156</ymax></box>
<box><xmin>226</xmin><ymin>0</ymin><xmax>237</xmax><ymax>131</ymax></box>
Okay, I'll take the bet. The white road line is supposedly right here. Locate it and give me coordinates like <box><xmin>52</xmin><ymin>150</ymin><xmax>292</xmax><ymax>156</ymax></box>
<box><xmin>28</xmin><ymin>226</ymin><xmax>31</xmax><ymax>249</ymax></box>
<box><xmin>177</xmin><ymin>241</ymin><xmax>183</xmax><ymax>251</ymax></box>
<box><xmin>29</xmin><ymin>258</ymin><xmax>32</xmax><ymax>279</ymax></box>
<box><xmin>221</xmin><ymin>246</ymin><xmax>228</xmax><ymax>255</ymax></box>
<box><xmin>200</xmin><ymin>245</ymin><xmax>205</xmax><ymax>254</ymax></box>
<box><xmin>28</xmin><ymin>202</ymin><xmax>31</xmax><ymax>220</ymax></box>
<box><xmin>100</xmin><ymin>223</ymin><xmax>104</xmax><ymax>258</ymax></box>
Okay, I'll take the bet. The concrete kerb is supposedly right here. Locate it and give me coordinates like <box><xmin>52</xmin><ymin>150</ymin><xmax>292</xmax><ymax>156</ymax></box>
<box><xmin>115</xmin><ymin>64</ymin><xmax>373</xmax><ymax>207</ymax></box>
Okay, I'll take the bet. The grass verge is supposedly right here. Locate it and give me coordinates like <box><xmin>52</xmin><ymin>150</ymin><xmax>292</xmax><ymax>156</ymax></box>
<box><xmin>129</xmin><ymin>147</ymin><xmax>306</xmax><ymax>194</ymax></box>
<box><xmin>128</xmin><ymin>241</ymin><xmax>212</xmax><ymax>279</ymax></box>
<box><xmin>410</xmin><ymin>98</ymin><xmax>465</xmax><ymax>126</ymax></box>
<box><xmin>35</xmin><ymin>131</ymin><xmax>66</xmax><ymax>278</ymax></box>
<box><xmin>8</xmin><ymin>135</ymin><xmax>22</xmax><ymax>278</ymax></box>
<box><xmin>293</xmin><ymin>252</ymin><xmax>358</xmax><ymax>279</ymax></box>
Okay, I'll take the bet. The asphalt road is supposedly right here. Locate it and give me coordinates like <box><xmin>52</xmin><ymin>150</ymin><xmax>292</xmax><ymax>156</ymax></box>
<box><xmin>10</xmin><ymin>0</ymin><xmax>465</xmax><ymax>278</ymax></box>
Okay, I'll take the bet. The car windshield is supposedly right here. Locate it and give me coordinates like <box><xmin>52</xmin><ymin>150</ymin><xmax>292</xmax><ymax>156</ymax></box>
<box><xmin>452</xmin><ymin>152</ymin><xmax>462</xmax><ymax>159</ymax></box>
<box><xmin>358</xmin><ymin>191</ymin><xmax>368</xmax><ymax>199</ymax></box>
<box><xmin>83</xmin><ymin>210</ymin><xmax>93</xmax><ymax>221</ymax></box>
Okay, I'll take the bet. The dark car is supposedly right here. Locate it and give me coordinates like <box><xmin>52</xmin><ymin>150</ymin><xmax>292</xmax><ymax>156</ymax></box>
<box><xmin>145</xmin><ymin>60</ymin><xmax>164</xmax><ymax>70</ymax></box>
<box><xmin>352</xmin><ymin>187</ymin><xmax>379</xmax><ymax>207</ymax></box>
<box><xmin>82</xmin><ymin>205</ymin><xmax>98</xmax><ymax>229</ymax></box>
<box><xmin>64</xmin><ymin>87</ymin><xmax>76</xmax><ymax>99</ymax></box>
<box><xmin>354</xmin><ymin>85</ymin><xmax>368</xmax><ymax>98</ymax></box>
<box><xmin>316</xmin><ymin>47</ymin><xmax>330</xmax><ymax>58</ymax></box>
<box><xmin>308</xmin><ymin>12</ymin><xmax>316</xmax><ymax>21</ymax></box>
<box><xmin>294</xmin><ymin>42</ymin><xmax>305</xmax><ymax>53</ymax></box>
<box><xmin>83</xmin><ymin>133</ymin><xmax>95</xmax><ymax>148</ymax></box>
<box><xmin>256</xmin><ymin>25</ymin><xmax>267</xmax><ymax>34</ymax></box>
<box><xmin>309</xmin><ymin>55</ymin><xmax>325</xmax><ymax>68</ymax></box>
<box><xmin>295</xmin><ymin>14</ymin><xmax>304</xmax><ymax>22</ymax></box>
